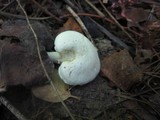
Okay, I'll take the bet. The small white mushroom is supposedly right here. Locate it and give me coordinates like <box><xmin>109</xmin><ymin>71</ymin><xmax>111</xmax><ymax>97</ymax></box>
<box><xmin>47</xmin><ymin>31</ymin><xmax>100</xmax><ymax>85</ymax></box>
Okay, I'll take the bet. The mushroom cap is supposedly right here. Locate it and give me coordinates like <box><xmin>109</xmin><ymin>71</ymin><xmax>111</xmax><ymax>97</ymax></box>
<box><xmin>53</xmin><ymin>31</ymin><xmax>100</xmax><ymax>85</ymax></box>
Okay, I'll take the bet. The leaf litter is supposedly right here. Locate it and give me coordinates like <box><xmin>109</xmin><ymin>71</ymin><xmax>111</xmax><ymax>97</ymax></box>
<box><xmin>32</xmin><ymin>70</ymin><xmax>79</xmax><ymax>103</ymax></box>
<box><xmin>0</xmin><ymin>20</ymin><xmax>54</xmax><ymax>90</ymax></box>
<box><xmin>101</xmin><ymin>49</ymin><xmax>143</xmax><ymax>91</ymax></box>
<box><xmin>0</xmin><ymin>0</ymin><xmax>160</xmax><ymax>120</ymax></box>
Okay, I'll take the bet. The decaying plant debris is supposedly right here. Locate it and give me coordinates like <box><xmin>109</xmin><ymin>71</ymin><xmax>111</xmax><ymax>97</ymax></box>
<box><xmin>0</xmin><ymin>0</ymin><xmax>160</xmax><ymax>120</ymax></box>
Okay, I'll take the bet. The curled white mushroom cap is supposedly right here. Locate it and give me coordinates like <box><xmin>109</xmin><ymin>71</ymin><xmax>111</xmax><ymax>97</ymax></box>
<box><xmin>47</xmin><ymin>31</ymin><xmax>100</xmax><ymax>85</ymax></box>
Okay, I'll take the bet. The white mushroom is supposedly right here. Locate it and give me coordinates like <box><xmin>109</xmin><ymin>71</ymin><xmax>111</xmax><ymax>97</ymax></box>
<box><xmin>47</xmin><ymin>31</ymin><xmax>100</xmax><ymax>85</ymax></box>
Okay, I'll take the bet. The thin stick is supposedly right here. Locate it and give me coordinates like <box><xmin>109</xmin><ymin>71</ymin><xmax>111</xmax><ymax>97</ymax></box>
<box><xmin>34</xmin><ymin>0</ymin><xmax>48</xmax><ymax>17</ymax></box>
<box><xmin>64</xmin><ymin>0</ymin><xmax>79</xmax><ymax>11</ymax></box>
<box><xmin>99</xmin><ymin>0</ymin><xmax>137</xmax><ymax>44</ymax></box>
<box><xmin>0</xmin><ymin>96</ymin><xmax>29</xmax><ymax>120</ymax></box>
<box><xmin>85</xmin><ymin>0</ymin><xmax>136</xmax><ymax>44</ymax></box>
<box><xmin>60</xmin><ymin>12</ymin><xmax>114</xmax><ymax>23</ymax></box>
<box><xmin>66</xmin><ymin>5</ymin><xmax>94</xmax><ymax>43</ymax></box>
<box><xmin>85</xmin><ymin>0</ymin><xmax>105</xmax><ymax>18</ymax></box>
<box><xmin>16</xmin><ymin>1</ymin><xmax>75</xmax><ymax>120</ymax></box>
<box><xmin>117</xmin><ymin>94</ymin><xmax>160</xmax><ymax>116</ymax></box>
<box><xmin>0</xmin><ymin>11</ymin><xmax>53</xmax><ymax>20</ymax></box>
<box><xmin>0</xmin><ymin>10</ymin><xmax>114</xmax><ymax>22</ymax></box>
<box><xmin>0</xmin><ymin>0</ymin><xmax>15</xmax><ymax>11</ymax></box>
<box><xmin>30</xmin><ymin>0</ymin><xmax>61</xmax><ymax>22</ymax></box>
<box><xmin>89</xmin><ymin>18</ymin><xmax>133</xmax><ymax>53</ymax></box>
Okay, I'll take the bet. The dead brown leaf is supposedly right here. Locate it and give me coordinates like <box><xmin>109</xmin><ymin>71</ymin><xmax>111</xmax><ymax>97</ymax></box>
<box><xmin>121</xmin><ymin>7</ymin><xmax>149</xmax><ymax>27</ymax></box>
<box><xmin>101</xmin><ymin>49</ymin><xmax>143</xmax><ymax>90</ymax></box>
<box><xmin>32</xmin><ymin>70</ymin><xmax>78</xmax><ymax>103</ymax></box>
<box><xmin>0</xmin><ymin>20</ymin><xmax>54</xmax><ymax>90</ymax></box>
<box><xmin>122</xmin><ymin>8</ymin><xmax>146</xmax><ymax>23</ymax></box>
<box><xmin>0</xmin><ymin>42</ymin><xmax>54</xmax><ymax>87</ymax></box>
<box><xmin>0</xmin><ymin>20</ymin><xmax>53</xmax><ymax>55</ymax></box>
<box><xmin>59</xmin><ymin>17</ymin><xmax>83</xmax><ymax>33</ymax></box>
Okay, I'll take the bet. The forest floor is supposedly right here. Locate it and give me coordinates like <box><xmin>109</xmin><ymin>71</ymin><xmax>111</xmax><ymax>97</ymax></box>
<box><xmin>0</xmin><ymin>0</ymin><xmax>160</xmax><ymax>120</ymax></box>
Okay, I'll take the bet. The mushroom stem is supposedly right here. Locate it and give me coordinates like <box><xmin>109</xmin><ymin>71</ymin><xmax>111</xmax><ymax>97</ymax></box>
<box><xmin>47</xmin><ymin>52</ymin><xmax>61</xmax><ymax>63</ymax></box>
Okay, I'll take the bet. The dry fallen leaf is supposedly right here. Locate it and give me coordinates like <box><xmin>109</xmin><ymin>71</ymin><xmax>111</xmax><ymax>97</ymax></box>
<box><xmin>101</xmin><ymin>49</ymin><xmax>143</xmax><ymax>90</ymax></box>
<box><xmin>0</xmin><ymin>42</ymin><xmax>53</xmax><ymax>87</ymax></box>
<box><xmin>59</xmin><ymin>17</ymin><xmax>83</xmax><ymax>33</ymax></box>
<box><xmin>121</xmin><ymin>7</ymin><xmax>149</xmax><ymax>28</ymax></box>
<box><xmin>121</xmin><ymin>8</ymin><xmax>149</xmax><ymax>23</ymax></box>
<box><xmin>0</xmin><ymin>20</ymin><xmax>53</xmax><ymax>55</ymax></box>
<box><xmin>0</xmin><ymin>20</ymin><xmax>54</xmax><ymax>90</ymax></box>
<box><xmin>32</xmin><ymin>70</ymin><xmax>79</xmax><ymax>103</ymax></box>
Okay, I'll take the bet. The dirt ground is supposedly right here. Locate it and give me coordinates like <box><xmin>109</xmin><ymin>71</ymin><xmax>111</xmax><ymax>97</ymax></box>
<box><xmin>0</xmin><ymin>0</ymin><xmax>160</xmax><ymax>120</ymax></box>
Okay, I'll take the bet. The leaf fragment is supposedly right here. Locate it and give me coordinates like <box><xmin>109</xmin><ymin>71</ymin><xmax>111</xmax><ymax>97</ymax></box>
<box><xmin>101</xmin><ymin>50</ymin><xmax>143</xmax><ymax>90</ymax></box>
<box><xmin>32</xmin><ymin>70</ymin><xmax>77</xmax><ymax>103</ymax></box>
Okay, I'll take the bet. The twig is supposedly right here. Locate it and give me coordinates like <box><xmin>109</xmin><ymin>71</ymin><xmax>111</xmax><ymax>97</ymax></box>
<box><xmin>85</xmin><ymin>0</ymin><xmax>136</xmax><ymax>44</ymax></box>
<box><xmin>85</xmin><ymin>0</ymin><xmax>105</xmax><ymax>18</ymax></box>
<box><xmin>0</xmin><ymin>96</ymin><xmax>29</xmax><ymax>120</ymax></box>
<box><xmin>34</xmin><ymin>0</ymin><xmax>48</xmax><ymax>17</ymax></box>
<box><xmin>89</xmin><ymin>18</ymin><xmax>134</xmax><ymax>54</ymax></box>
<box><xmin>16</xmin><ymin>0</ymin><xmax>75</xmax><ymax>120</ymax></box>
<box><xmin>140</xmin><ymin>96</ymin><xmax>160</xmax><ymax>117</ymax></box>
<box><xmin>31</xmin><ymin>103</ymin><xmax>53</xmax><ymax>119</ymax></box>
<box><xmin>121</xmin><ymin>87</ymin><xmax>160</xmax><ymax>98</ymax></box>
<box><xmin>152</xmin><ymin>48</ymin><xmax>160</xmax><ymax>59</ymax></box>
<box><xmin>118</xmin><ymin>94</ymin><xmax>160</xmax><ymax>117</ymax></box>
<box><xmin>64</xmin><ymin>0</ymin><xmax>79</xmax><ymax>11</ymax></box>
<box><xmin>94</xmin><ymin>86</ymin><xmax>160</xmax><ymax>118</ymax></box>
<box><xmin>60</xmin><ymin>12</ymin><xmax>113</xmax><ymax>23</ymax></box>
<box><xmin>147</xmin><ymin>79</ymin><xmax>160</xmax><ymax>97</ymax></box>
<box><xmin>0</xmin><ymin>0</ymin><xmax>15</xmax><ymax>11</ymax></box>
<box><xmin>0</xmin><ymin>11</ymin><xmax>53</xmax><ymax>20</ymax></box>
<box><xmin>93</xmin><ymin>98</ymin><xmax>126</xmax><ymax>118</ymax></box>
<box><xmin>30</xmin><ymin>0</ymin><xmax>61</xmax><ymax>22</ymax></box>
<box><xmin>144</xmin><ymin>59</ymin><xmax>160</xmax><ymax>70</ymax></box>
<box><xmin>66</xmin><ymin>5</ymin><xmax>94</xmax><ymax>43</ymax></box>
<box><xmin>144</xmin><ymin>72</ymin><xmax>160</xmax><ymax>78</ymax></box>
<box><xmin>98</xmin><ymin>0</ymin><xmax>137</xmax><ymax>44</ymax></box>
<box><xmin>116</xmin><ymin>94</ymin><xmax>150</xmax><ymax>105</ymax></box>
